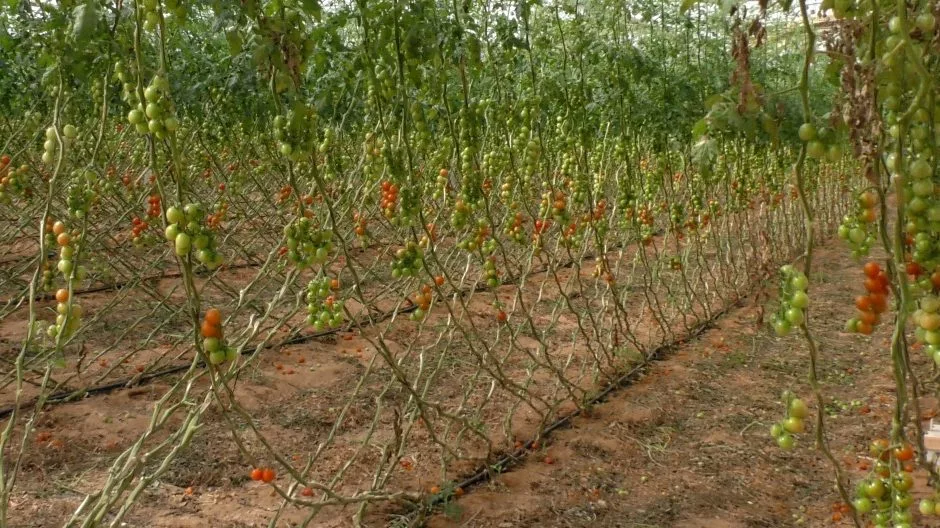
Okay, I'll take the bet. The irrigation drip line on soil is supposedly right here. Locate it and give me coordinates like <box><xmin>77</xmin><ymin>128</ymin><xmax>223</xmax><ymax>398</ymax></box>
<box><xmin>0</xmin><ymin>239</ymin><xmax>640</xmax><ymax>419</ymax></box>
<box><xmin>1</xmin><ymin>261</ymin><xmax>262</xmax><ymax>305</ymax></box>
<box><xmin>408</xmin><ymin>274</ymin><xmax>762</xmax><ymax>523</ymax></box>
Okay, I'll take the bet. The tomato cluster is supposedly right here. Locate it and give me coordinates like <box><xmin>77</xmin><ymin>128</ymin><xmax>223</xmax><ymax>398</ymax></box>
<box><xmin>0</xmin><ymin>155</ymin><xmax>29</xmax><ymax>201</ymax></box>
<box><xmin>135</xmin><ymin>75</ymin><xmax>179</xmax><ymax>138</ymax></box>
<box><xmin>771</xmin><ymin>265</ymin><xmax>810</xmax><ymax>337</ymax></box>
<box><xmin>850</xmin><ymin>439</ymin><xmax>917</xmax><ymax>525</ymax></box>
<box><xmin>282</xmin><ymin>217</ymin><xmax>332</xmax><ymax>269</ymax></box>
<box><xmin>409</xmin><ymin>283</ymin><xmax>433</xmax><ymax>321</ymax></box>
<box><xmin>434</xmin><ymin>168</ymin><xmax>449</xmax><ymax>200</ymax></box>
<box><xmin>146</xmin><ymin>194</ymin><xmax>161</xmax><ymax>218</ymax></box>
<box><xmin>165</xmin><ymin>204</ymin><xmax>224</xmax><ymax>269</ymax></box>
<box><xmin>459</xmin><ymin>221</ymin><xmax>493</xmax><ymax>253</ymax></box>
<box><xmin>392</xmin><ymin>242</ymin><xmax>424</xmax><ymax>278</ymax></box>
<box><xmin>205</xmin><ymin>201</ymin><xmax>227</xmax><ymax>229</ymax></box>
<box><xmin>306</xmin><ymin>277</ymin><xmax>344</xmax><ymax>331</ymax></box>
<box><xmin>540</xmin><ymin>189</ymin><xmax>568</xmax><ymax>221</ymax></box>
<box><xmin>52</xmin><ymin>220</ymin><xmax>85</xmax><ymax>280</ymax></box>
<box><xmin>845</xmin><ymin>262</ymin><xmax>889</xmax><ymax>335</ymax></box>
<box><xmin>201</xmin><ymin>308</ymin><xmax>236</xmax><ymax>365</ymax></box>
<box><xmin>380</xmin><ymin>181</ymin><xmax>399</xmax><ymax>219</ymax></box>
<box><xmin>504</xmin><ymin>212</ymin><xmax>526</xmax><ymax>244</ymax></box>
<box><xmin>353</xmin><ymin>212</ymin><xmax>369</xmax><ymax>240</ymax></box>
<box><xmin>797</xmin><ymin>122</ymin><xmax>842</xmax><ymax>162</ymax></box>
<box><xmin>769</xmin><ymin>394</ymin><xmax>808</xmax><ymax>449</ymax></box>
<box><xmin>130</xmin><ymin>216</ymin><xmax>151</xmax><ymax>246</ymax></box>
<box><xmin>249</xmin><ymin>467</ymin><xmax>276</xmax><ymax>484</ymax></box>
<box><xmin>450</xmin><ymin>199</ymin><xmax>471</xmax><ymax>229</ymax></box>
<box><xmin>838</xmin><ymin>191</ymin><xmax>878</xmax><ymax>257</ymax></box>
<box><xmin>273</xmin><ymin>104</ymin><xmax>318</xmax><ymax>160</ymax></box>
<box><xmin>42</xmin><ymin>125</ymin><xmax>74</xmax><ymax>165</ymax></box>
<box><xmin>49</xmin><ymin>287</ymin><xmax>82</xmax><ymax>340</ymax></box>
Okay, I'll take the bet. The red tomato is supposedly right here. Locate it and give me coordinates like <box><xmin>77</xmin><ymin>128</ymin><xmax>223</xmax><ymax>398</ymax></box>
<box><xmin>261</xmin><ymin>468</ymin><xmax>276</xmax><ymax>483</ymax></box>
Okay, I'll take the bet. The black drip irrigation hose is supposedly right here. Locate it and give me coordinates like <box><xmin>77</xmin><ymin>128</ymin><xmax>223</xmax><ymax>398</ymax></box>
<box><xmin>0</xmin><ymin>301</ymin><xmax>415</xmax><ymax>419</ymax></box>
<box><xmin>407</xmin><ymin>284</ymin><xmax>758</xmax><ymax>524</ymax></box>
<box><xmin>0</xmin><ymin>236</ymin><xmax>646</xmax><ymax>419</ymax></box>
<box><xmin>1</xmin><ymin>261</ymin><xmax>262</xmax><ymax>305</ymax></box>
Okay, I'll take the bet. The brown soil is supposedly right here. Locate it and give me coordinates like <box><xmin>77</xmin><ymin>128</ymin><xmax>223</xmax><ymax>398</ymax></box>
<box><xmin>7</xmin><ymin>212</ymin><xmax>935</xmax><ymax>527</ymax></box>
<box><xmin>419</xmin><ymin>242</ymin><xmax>940</xmax><ymax>528</ymax></box>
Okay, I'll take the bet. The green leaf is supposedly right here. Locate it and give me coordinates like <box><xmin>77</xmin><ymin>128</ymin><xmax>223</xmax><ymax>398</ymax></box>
<box><xmin>691</xmin><ymin>118</ymin><xmax>708</xmax><ymax>139</ymax></box>
<box><xmin>71</xmin><ymin>2</ymin><xmax>99</xmax><ymax>42</ymax></box>
<box><xmin>299</xmin><ymin>0</ymin><xmax>322</xmax><ymax>19</ymax></box>
<box><xmin>680</xmin><ymin>0</ymin><xmax>703</xmax><ymax>14</ymax></box>
<box><xmin>225</xmin><ymin>29</ymin><xmax>243</xmax><ymax>56</ymax></box>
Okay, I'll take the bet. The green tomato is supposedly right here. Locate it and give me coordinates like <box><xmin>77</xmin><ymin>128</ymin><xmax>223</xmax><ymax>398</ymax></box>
<box><xmin>783</xmin><ymin>416</ymin><xmax>805</xmax><ymax>434</ymax></box>
<box><xmin>193</xmin><ymin>234</ymin><xmax>209</xmax><ymax>250</ymax></box>
<box><xmin>888</xmin><ymin>16</ymin><xmax>903</xmax><ymax>33</ymax></box>
<box><xmin>893</xmin><ymin>492</ymin><xmax>913</xmax><ymax>509</ymax></box>
<box><xmin>849</xmin><ymin>228</ymin><xmax>867</xmax><ymax>244</ymax></box>
<box><xmin>790</xmin><ymin>291</ymin><xmax>809</xmax><ymax>309</ymax></box>
<box><xmin>844</xmin><ymin>318</ymin><xmax>859</xmax><ymax>333</ymax></box>
<box><xmin>926</xmin><ymin>330</ymin><xmax>940</xmax><ymax>346</ymax></box>
<box><xmin>865</xmin><ymin>479</ymin><xmax>885</xmax><ymax>499</ymax></box>
<box><xmin>166</xmin><ymin>206</ymin><xmax>184</xmax><ymax>224</ymax></box>
<box><xmin>852</xmin><ymin>497</ymin><xmax>872</xmax><ymax>514</ymax></box>
<box><xmin>785</xmin><ymin>307</ymin><xmax>805</xmax><ymax>326</ymax></box>
<box><xmin>57</xmin><ymin>259</ymin><xmax>73</xmax><ymax>275</ymax></box>
<box><xmin>807</xmin><ymin>141</ymin><xmax>826</xmax><ymax>159</ymax></box>
<box><xmin>776</xmin><ymin>433</ymin><xmax>794</xmax><ymax>449</ymax></box>
<box><xmin>919</xmin><ymin>499</ymin><xmax>935</xmax><ymax>516</ymax></box>
<box><xmin>773</xmin><ymin>318</ymin><xmax>792</xmax><ymax>337</ymax></box>
<box><xmin>798</xmin><ymin>123</ymin><xmax>816</xmax><ymax>141</ymax></box>
<box><xmin>917</xmin><ymin>12</ymin><xmax>936</xmax><ymax>33</ymax></box>
<box><xmin>128</xmin><ymin>109</ymin><xmax>145</xmax><ymax>124</ymax></box>
<box><xmin>183</xmin><ymin>203</ymin><xmax>202</xmax><ymax>219</ymax></box>
<box><xmin>145</xmin><ymin>102</ymin><xmax>162</xmax><ymax>119</ymax></box>
<box><xmin>165</xmin><ymin>223</ymin><xmax>181</xmax><ymax>241</ymax></box>
<box><xmin>208</xmin><ymin>350</ymin><xmax>226</xmax><ymax>365</ymax></box>
<box><xmin>791</xmin><ymin>273</ymin><xmax>809</xmax><ymax>291</ymax></box>
<box><xmin>225</xmin><ymin>347</ymin><xmax>238</xmax><ymax>362</ymax></box>
<box><xmin>788</xmin><ymin>398</ymin><xmax>809</xmax><ymax>419</ymax></box>
<box><xmin>144</xmin><ymin>85</ymin><xmax>160</xmax><ymax>102</ymax></box>
<box><xmin>203</xmin><ymin>337</ymin><xmax>221</xmax><ymax>353</ymax></box>
<box><xmin>174</xmin><ymin>232</ymin><xmax>191</xmax><ymax>256</ymax></box>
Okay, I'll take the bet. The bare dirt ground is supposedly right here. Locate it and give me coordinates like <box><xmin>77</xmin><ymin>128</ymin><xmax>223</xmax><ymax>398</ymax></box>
<box><xmin>423</xmin><ymin>242</ymin><xmax>939</xmax><ymax>528</ymax></box>
<box><xmin>8</xmin><ymin>227</ymin><xmax>935</xmax><ymax>527</ymax></box>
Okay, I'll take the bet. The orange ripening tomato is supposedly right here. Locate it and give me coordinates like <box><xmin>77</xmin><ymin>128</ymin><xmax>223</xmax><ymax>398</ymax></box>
<box><xmin>869</xmin><ymin>293</ymin><xmax>888</xmax><ymax>314</ymax></box>
<box><xmin>261</xmin><ymin>468</ymin><xmax>276</xmax><ymax>483</ymax></box>
<box><xmin>55</xmin><ymin>289</ymin><xmax>69</xmax><ymax>303</ymax></box>
<box><xmin>250</xmin><ymin>468</ymin><xmax>263</xmax><ymax>481</ymax></box>
<box><xmin>201</xmin><ymin>321</ymin><xmax>222</xmax><ymax>338</ymax></box>
<box><xmin>863</xmin><ymin>261</ymin><xmax>881</xmax><ymax>278</ymax></box>
<box><xmin>859</xmin><ymin>310</ymin><xmax>878</xmax><ymax>325</ymax></box>
<box><xmin>204</xmin><ymin>308</ymin><xmax>222</xmax><ymax>326</ymax></box>
<box><xmin>855</xmin><ymin>296</ymin><xmax>872</xmax><ymax>311</ymax></box>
